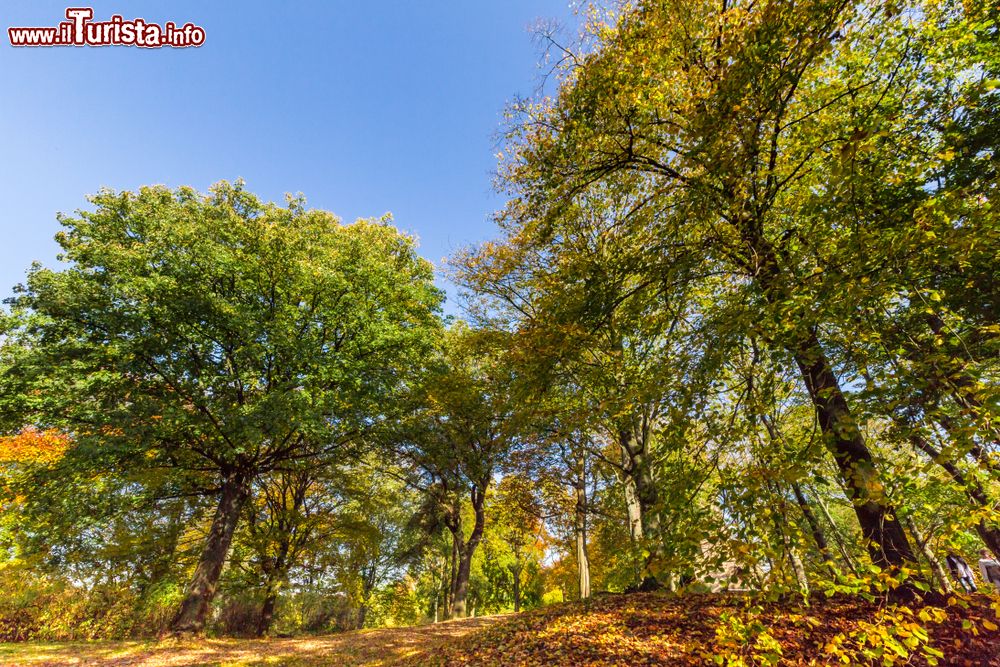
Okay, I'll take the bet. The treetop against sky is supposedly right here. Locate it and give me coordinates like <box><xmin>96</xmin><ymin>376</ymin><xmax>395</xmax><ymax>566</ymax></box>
<box><xmin>0</xmin><ymin>0</ymin><xmax>577</xmax><ymax>312</ymax></box>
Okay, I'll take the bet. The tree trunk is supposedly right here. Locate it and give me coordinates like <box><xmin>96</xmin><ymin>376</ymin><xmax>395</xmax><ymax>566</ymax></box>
<box><xmin>256</xmin><ymin>537</ymin><xmax>292</xmax><ymax>637</ymax></box>
<box><xmin>790</xmin><ymin>331</ymin><xmax>915</xmax><ymax>568</ymax></box>
<box><xmin>789</xmin><ymin>546</ymin><xmax>809</xmax><ymax>599</ymax></box>
<box><xmin>451</xmin><ymin>487</ymin><xmax>486</xmax><ymax>619</ymax></box>
<box><xmin>620</xmin><ymin>426</ymin><xmax>660</xmax><ymax>537</ymax></box>
<box><xmin>812</xmin><ymin>490</ymin><xmax>861</xmax><ymax>576</ymax></box>
<box><xmin>902</xmin><ymin>515</ymin><xmax>952</xmax><ymax>594</ymax></box>
<box><xmin>791</xmin><ymin>482</ymin><xmax>835</xmax><ymax>571</ymax></box>
<box><xmin>433</xmin><ymin>556</ymin><xmax>444</xmax><ymax>623</ymax></box>
<box><xmin>511</xmin><ymin>563</ymin><xmax>522</xmax><ymax>613</ymax></box>
<box><xmin>751</xmin><ymin>239</ymin><xmax>914</xmax><ymax>570</ymax></box>
<box><xmin>357</xmin><ymin>604</ymin><xmax>368</xmax><ymax>629</ymax></box>
<box><xmin>357</xmin><ymin>565</ymin><xmax>377</xmax><ymax>629</ymax></box>
<box><xmin>908</xmin><ymin>434</ymin><xmax>1000</xmax><ymax>558</ymax></box>
<box><xmin>924</xmin><ymin>312</ymin><xmax>1000</xmax><ymax>447</ymax></box>
<box><xmin>574</xmin><ymin>465</ymin><xmax>591</xmax><ymax>600</ymax></box>
<box><xmin>452</xmin><ymin>549</ymin><xmax>472</xmax><ymax>618</ymax></box>
<box><xmin>623</xmin><ymin>475</ymin><xmax>644</xmax><ymax>542</ymax></box>
<box><xmin>258</xmin><ymin>589</ymin><xmax>279</xmax><ymax>636</ymax></box>
<box><xmin>171</xmin><ymin>468</ymin><xmax>251</xmax><ymax>633</ymax></box>
<box><xmin>446</xmin><ymin>512</ymin><xmax>461</xmax><ymax>618</ymax></box>
<box><xmin>620</xmin><ymin>424</ymin><xmax>664</xmax><ymax>587</ymax></box>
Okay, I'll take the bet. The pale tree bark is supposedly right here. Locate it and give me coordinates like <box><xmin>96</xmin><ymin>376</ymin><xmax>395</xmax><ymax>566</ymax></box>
<box><xmin>574</xmin><ymin>459</ymin><xmax>591</xmax><ymax>600</ymax></box>
<box><xmin>902</xmin><ymin>515</ymin><xmax>953</xmax><ymax>595</ymax></box>
<box><xmin>619</xmin><ymin>424</ymin><xmax>660</xmax><ymax>539</ymax></box>
<box><xmin>812</xmin><ymin>490</ymin><xmax>861</xmax><ymax>576</ymax></box>
<box><xmin>789</xmin><ymin>546</ymin><xmax>809</xmax><ymax>599</ymax></box>
<box><xmin>623</xmin><ymin>475</ymin><xmax>644</xmax><ymax>543</ymax></box>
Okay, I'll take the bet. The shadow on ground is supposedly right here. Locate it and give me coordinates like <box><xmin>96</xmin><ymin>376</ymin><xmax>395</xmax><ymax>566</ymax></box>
<box><xmin>0</xmin><ymin>615</ymin><xmax>505</xmax><ymax>667</ymax></box>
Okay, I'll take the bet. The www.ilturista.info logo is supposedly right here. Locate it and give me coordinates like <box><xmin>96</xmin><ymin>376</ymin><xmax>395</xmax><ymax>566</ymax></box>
<box><xmin>8</xmin><ymin>8</ymin><xmax>205</xmax><ymax>48</ymax></box>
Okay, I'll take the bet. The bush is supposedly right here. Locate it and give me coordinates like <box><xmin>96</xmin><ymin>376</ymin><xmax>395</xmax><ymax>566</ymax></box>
<box><xmin>0</xmin><ymin>568</ymin><xmax>178</xmax><ymax>641</ymax></box>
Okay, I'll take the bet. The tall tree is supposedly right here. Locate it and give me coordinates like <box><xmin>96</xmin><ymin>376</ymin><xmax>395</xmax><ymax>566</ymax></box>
<box><xmin>393</xmin><ymin>326</ymin><xmax>526</xmax><ymax>618</ymax></box>
<box><xmin>0</xmin><ymin>182</ymin><xmax>443</xmax><ymax>632</ymax></box>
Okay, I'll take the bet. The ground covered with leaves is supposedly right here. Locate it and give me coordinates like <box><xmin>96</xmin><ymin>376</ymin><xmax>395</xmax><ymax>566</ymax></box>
<box><xmin>0</xmin><ymin>616</ymin><xmax>502</xmax><ymax>666</ymax></box>
<box><xmin>3</xmin><ymin>593</ymin><xmax>1000</xmax><ymax>666</ymax></box>
<box><xmin>405</xmin><ymin>593</ymin><xmax>1000</xmax><ymax>666</ymax></box>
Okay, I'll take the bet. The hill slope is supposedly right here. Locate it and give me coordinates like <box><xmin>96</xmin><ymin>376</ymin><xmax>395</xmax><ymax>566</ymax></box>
<box><xmin>3</xmin><ymin>593</ymin><xmax>999</xmax><ymax>666</ymax></box>
<box><xmin>401</xmin><ymin>592</ymin><xmax>1000</xmax><ymax>666</ymax></box>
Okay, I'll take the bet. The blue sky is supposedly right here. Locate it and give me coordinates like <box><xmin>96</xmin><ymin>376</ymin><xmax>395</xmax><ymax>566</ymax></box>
<box><xmin>0</xmin><ymin>1</ymin><xmax>577</xmax><ymax>311</ymax></box>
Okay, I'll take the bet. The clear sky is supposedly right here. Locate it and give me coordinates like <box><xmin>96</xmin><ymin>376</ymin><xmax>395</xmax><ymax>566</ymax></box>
<box><xmin>0</xmin><ymin>1</ymin><xmax>577</xmax><ymax>312</ymax></box>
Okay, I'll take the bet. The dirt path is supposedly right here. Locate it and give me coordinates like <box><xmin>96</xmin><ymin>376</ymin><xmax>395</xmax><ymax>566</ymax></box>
<box><xmin>0</xmin><ymin>616</ymin><xmax>506</xmax><ymax>667</ymax></box>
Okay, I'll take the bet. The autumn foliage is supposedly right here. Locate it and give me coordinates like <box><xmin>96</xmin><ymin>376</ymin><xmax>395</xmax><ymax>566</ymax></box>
<box><xmin>405</xmin><ymin>593</ymin><xmax>1000</xmax><ymax>666</ymax></box>
<box><xmin>0</xmin><ymin>427</ymin><xmax>69</xmax><ymax>465</ymax></box>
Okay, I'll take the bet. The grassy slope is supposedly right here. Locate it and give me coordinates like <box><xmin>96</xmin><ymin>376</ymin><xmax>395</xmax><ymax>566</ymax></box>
<box><xmin>3</xmin><ymin>593</ymin><xmax>1000</xmax><ymax>666</ymax></box>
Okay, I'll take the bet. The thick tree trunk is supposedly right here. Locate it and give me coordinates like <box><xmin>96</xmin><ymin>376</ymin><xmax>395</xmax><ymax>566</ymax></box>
<box><xmin>357</xmin><ymin>605</ymin><xmax>367</xmax><ymax>630</ymax></box>
<box><xmin>171</xmin><ymin>468</ymin><xmax>251</xmax><ymax>633</ymax></box>
<box><xmin>619</xmin><ymin>424</ymin><xmax>664</xmax><ymax>587</ymax></box>
<box><xmin>256</xmin><ymin>540</ymin><xmax>291</xmax><ymax>637</ymax></box>
<box><xmin>619</xmin><ymin>427</ymin><xmax>660</xmax><ymax>537</ymax></box>
<box><xmin>452</xmin><ymin>551</ymin><xmax>473</xmax><ymax>618</ymax></box>
<box><xmin>574</xmin><ymin>465</ymin><xmax>591</xmax><ymax>600</ymax></box>
<box><xmin>258</xmin><ymin>589</ymin><xmax>279</xmax><ymax>636</ymax></box>
<box><xmin>623</xmin><ymin>476</ymin><xmax>644</xmax><ymax>542</ymax></box>
<box><xmin>790</xmin><ymin>332</ymin><xmax>915</xmax><ymax>568</ymax></box>
<box><xmin>451</xmin><ymin>487</ymin><xmax>486</xmax><ymax>619</ymax></box>
<box><xmin>357</xmin><ymin>566</ymin><xmax>376</xmax><ymax>630</ymax></box>
<box><xmin>751</xmin><ymin>238</ymin><xmax>914</xmax><ymax>570</ymax></box>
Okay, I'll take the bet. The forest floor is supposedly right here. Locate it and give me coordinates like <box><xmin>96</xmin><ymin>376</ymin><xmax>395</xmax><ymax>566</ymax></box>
<box><xmin>3</xmin><ymin>592</ymin><xmax>1000</xmax><ymax>666</ymax></box>
<box><xmin>0</xmin><ymin>615</ymin><xmax>503</xmax><ymax>667</ymax></box>
<box><xmin>400</xmin><ymin>592</ymin><xmax>1000</xmax><ymax>666</ymax></box>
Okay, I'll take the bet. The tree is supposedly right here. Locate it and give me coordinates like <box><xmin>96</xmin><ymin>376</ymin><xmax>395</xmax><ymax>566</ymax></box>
<box><xmin>488</xmin><ymin>475</ymin><xmax>545</xmax><ymax>612</ymax></box>
<box><xmin>471</xmin><ymin>0</ymin><xmax>944</xmax><ymax>570</ymax></box>
<box><xmin>392</xmin><ymin>326</ymin><xmax>527</xmax><ymax>618</ymax></box>
<box><xmin>0</xmin><ymin>182</ymin><xmax>443</xmax><ymax>632</ymax></box>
